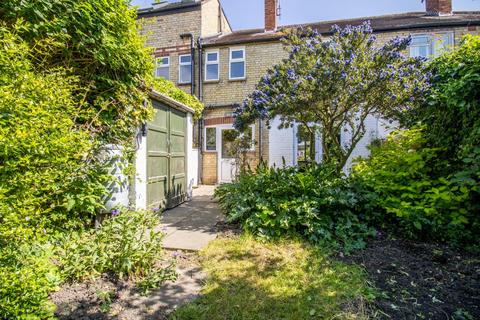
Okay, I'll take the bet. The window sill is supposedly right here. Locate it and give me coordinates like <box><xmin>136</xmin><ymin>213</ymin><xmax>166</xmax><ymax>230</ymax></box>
<box><xmin>229</xmin><ymin>77</ymin><xmax>247</xmax><ymax>82</ymax></box>
<box><xmin>204</xmin><ymin>80</ymin><xmax>220</xmax><ymax>84</ymax></box>
<box><xmin>177</xmin><ymin>82</ymin><xmax>192</xmax><ymax>86</ymax></box>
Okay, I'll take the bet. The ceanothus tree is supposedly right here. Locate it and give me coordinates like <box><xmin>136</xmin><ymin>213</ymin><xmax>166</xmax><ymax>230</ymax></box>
<box><xmin>234</xmin><ymin>22</ymin><xmax>430</xmax><ymax>172</ymax></box>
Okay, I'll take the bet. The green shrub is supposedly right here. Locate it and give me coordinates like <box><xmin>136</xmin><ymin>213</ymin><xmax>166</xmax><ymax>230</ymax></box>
<box><xmin>351</xmin><ymin>128</ymin><xmax>478</xmax><ymax>246</ymax></box>
<box><xmin>0</xmin><ymin>29</ymin><xmax>109</xmax><ymax>245</ymax></box>
<box><xmin>58</xmin><ymin>209</ymin><xmax>174</xmax><ymax>281</ymax></box>
<box><xmin>0</xmin><ymin>244</ymin><xmax>60</xmax><ymax>320</ymax></box>
<box><xmin>215</xmin><ymin>164</ymin><xmax>374</xmax><ymax>252</ymax></box>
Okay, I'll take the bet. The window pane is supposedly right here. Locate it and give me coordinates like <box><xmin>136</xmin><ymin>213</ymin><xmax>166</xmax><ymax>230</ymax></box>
<box><xmin>231</xmin><ymin>50</ymin><xmax>244</xmax><ymax>59</ymax></box>
<box><xmin>410</xmin><ymin>46</ymin><xmax>429</xmax><ymax>58</ymax></box>
<box><xmin>156</xmin><ymin>66</ymin><xmax>169</xmax><ymax>80</ymax></box>
<box><xmin>180</xmin><ymin>65</ymin><xmax>191</xmax><ymax>83</ymax></box>
<box><xmin>411</xmin><ymin>36</ymin><xmax>429</xmax><ymax>46</ymax></box>
<box><xmin>222</xmin><ymin>129</ymin><xmax>237</xmax><ymax>159</ymax></box>
<box><xmin>230</xmin><ymin>61</ymin><xmax>245</xmax><ymax>78</ymax></box>
<box><xmin>433</xmin><ymin>33</ymin><xmax>453</xmax><ymax>56</ymax></box>
<box><xmin>207</xmin><ymin>52</ymin><xmax>218</xmax><ymax>62</ymax></box>
<box><xmin>297</xmin><ymin>125</ymin><xmax>315</xmax><ymax>164</ymax></box>
<box><xmin>206</xmin><ymin>127</ymin><xmax>216</xmax><ymax>151</ymax></box>
<box><xmin>157</xmin><ymin>57</ymin><xmax>169</xmax><ymax>66</ymax></box>
<box><xmin>180</xmin><ymin>55</ymin><xmax>191</xmax><ymax>63</ymax></box>
<box><xmin>206</xmin><ymin>64</ymin><xmax>219</xmax><ymax>80</ymax></box>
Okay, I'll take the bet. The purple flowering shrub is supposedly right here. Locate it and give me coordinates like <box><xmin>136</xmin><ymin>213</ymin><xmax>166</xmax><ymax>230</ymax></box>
<box><xmin>235</xmin><ymin>21</ymin><xmax>430</xmax><ymax>172</ymax></box>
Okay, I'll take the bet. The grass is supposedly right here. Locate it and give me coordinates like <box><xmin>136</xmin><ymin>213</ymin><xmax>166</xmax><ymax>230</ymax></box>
<box><xmin>171</xmin><ymin>236</ymin><xmax>376</xmax><ymax>320</ymax></box>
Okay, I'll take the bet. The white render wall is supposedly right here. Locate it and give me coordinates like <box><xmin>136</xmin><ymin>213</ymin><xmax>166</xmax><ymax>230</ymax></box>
<box><xmin>268</xmin><ymin>115</ymin><xmax>397</xmax><ymax>172</ymax></box>
<box><xmin>186</xmin><ymin>113</ymin><xmax>198</xmax><ymax>198</ymax></box>
<box><xmin>268</xmin><ymin>117</ymin><xmax>296</xmax><ymax>167</ymax></box>
<box><xmin>134</xmin><ymin>131</ymin><xmax>148</xmax><ymax>210</ymax></box>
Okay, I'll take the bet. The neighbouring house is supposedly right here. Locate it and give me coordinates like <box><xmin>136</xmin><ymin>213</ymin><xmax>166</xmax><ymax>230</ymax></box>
<box><xmin>137</xmin><ymin>0</ymin><xmax>480</xmax><ymax>185</ymax></box>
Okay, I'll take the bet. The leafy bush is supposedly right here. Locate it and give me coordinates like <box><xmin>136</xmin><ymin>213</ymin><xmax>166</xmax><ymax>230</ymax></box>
<box><xmin>215</xmin><ymin>164</ymin><xmax>374</xmax><ymax>252</ymax></box>
<box><xmin>0</xmin><ymin>29</ymin><xmax>109</xmax><ymax>244</ymax></box>
<box><xmin>0</xmin><ymin>244</ymin><xmax>60</xmax><ymax>320</ymax></box>
<box><xmin>0</xmin><ymin>0</ymin><xmax>155</xmax><ymax>144</ymax></box>
<box><xmin>351</xmin><ymin>128</ymin><xmax>479</xmax><ymax>246</ymax></box>
<box><xmin>58</xmin><ymin>209</ymin><xmax>175</xmax><ymax>281</ymax></box>
<box><xmin>153</xmin><ymin>78</ymin><xmax>204</xmax><ymax>119</ymax></box>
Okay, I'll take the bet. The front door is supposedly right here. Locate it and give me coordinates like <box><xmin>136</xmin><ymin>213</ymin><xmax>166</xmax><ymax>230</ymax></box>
<box><xmin>220</xmin><ymin>128</ymin><xmax>237</xmax><ymax>183</ymax></box>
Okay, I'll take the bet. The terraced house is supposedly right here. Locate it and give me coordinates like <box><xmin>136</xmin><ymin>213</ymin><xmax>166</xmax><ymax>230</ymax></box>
<box><xmin>138</xmin><ymin>0</ymin><xmax>480</xmax><ymax>185</ymax></box>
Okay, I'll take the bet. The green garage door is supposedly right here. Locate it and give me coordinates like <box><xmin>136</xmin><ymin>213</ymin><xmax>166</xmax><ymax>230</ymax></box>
<box><xmin>147</xmin><ymin>100</ymin><xmax>187</xmax><ymax>210</ymax></box>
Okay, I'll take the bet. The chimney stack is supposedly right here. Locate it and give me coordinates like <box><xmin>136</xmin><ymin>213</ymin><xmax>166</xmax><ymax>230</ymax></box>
<box><xmin>265</xmin><ymin>0</ymin><xmax>279</xmax><ymax>32</ymax></box>
<box><xmin>425</xmin><ymin>0</ymin><xmax>452</xmax><ymax>16</ymax></box>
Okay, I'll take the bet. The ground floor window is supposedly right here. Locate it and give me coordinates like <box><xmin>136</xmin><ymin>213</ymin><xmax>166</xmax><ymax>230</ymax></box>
<box><xmin>296</xmin><ymin>125</ymin><xmax>316</xmax><ymax>165</ymax></box>
<box><xmin>206</xmin><ymin>127</ymin><xmax>216</xmax><ymax>151</ymax></box>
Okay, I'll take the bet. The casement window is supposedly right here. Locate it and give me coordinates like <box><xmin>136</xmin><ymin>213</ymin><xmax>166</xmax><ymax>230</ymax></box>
<box><xmin>229</xmin><ymin>48</ymin><xmax>246</xmax><ymax>80</ymax></box>
<box><xmin>205</xmin><ymin>127</ymin><xmax>217</xmax><ymax>151</ymax></box>
<box><xmin>179</xmin><ymin>54</ymin><xmax>192</xmax><ymax>84</ymax></box>
<box><xmin>409</xmin><ymin>32</ymin><xmax>454</xmax><ymax>59</ymax></box>
<box><xmin>243</xmin><ymin>125</ymin><xmax>255</xmax><ymax>151</ymax></box>
<box><xmin>296</xmin><ymin>125</ymin><xmax>316</xmax><ymax>165</ymax></box>
<box><xmin>409</xmin><ymin>35</ymin><xmax>431</xmax><ymax>58</ymax></box>
<box><xmin>205</xmin><ymin>51</ymin><xmax>219</xmax><ymax>81</ymax></box>
<box><xmin>155</xmin><ymin>56</ymin><xmax>170</xmax><ymax>80</ymax></box>
<box><xmin>432</xmin><ymin>33</ymin><xmax>454</xmax><ymax>57</ymax></box>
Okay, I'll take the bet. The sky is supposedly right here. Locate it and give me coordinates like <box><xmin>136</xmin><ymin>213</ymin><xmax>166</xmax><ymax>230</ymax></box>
<box><xmin>131</xmin><ymin>0</ymin><xmax>480</xmax><ymax>30</ymax></box>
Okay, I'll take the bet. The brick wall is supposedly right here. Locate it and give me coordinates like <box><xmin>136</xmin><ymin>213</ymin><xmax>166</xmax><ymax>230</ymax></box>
<box><xmin>138</xmin><ymin>8</ymin><xmax>202</xmax><ymax>93</ymax></box>
<box><xmin>202</xmin><ymin>152</ymin><xmax>217</xmax><ymax>185</ymax></box>
<box><xmin>426</xmin><ymin>0</ymin><xmax>452</xmax><ymax>16</ymax></box>
<box><xmin>201</xmin><ymin>0</ymin><xmax>232</xmax><ymax>37</ymax></box>
<box><xmin>265</xmin><ymin>0</ymin><xmax>278</xmax><ymax>31</ymax></box>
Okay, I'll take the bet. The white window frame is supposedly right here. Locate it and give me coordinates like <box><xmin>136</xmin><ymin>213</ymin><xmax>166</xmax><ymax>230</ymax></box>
<box><xmin>205</xmin><ymin>50</ymin><xmax>220</xmax><ymax>82</ymax></box>
<box><xmin>432</xmin><ymin>32</ymin><xmax>454</xmax><ymax>57</ymax></box>
<box><xmin>243</xmin><ymin>125</ymin><xmax>256</xmax><ymax>151</ymax></box>
<box><xmin>178</xmin><ymin>54</ymin><xmax>192</xmax><ymax>84</ymax></box>
<box><xmin>155</xmin><ymin>56</ymin><xmax>170</xmax><ymax>80</ymax></box>
<box><xmin>204</xmin><ymin>126</ymin><xmax>217</xmax><ymax>152</ymax></box>
<box><xmin>229</xmin><ymin>47</ymin><xmax>246</xmax><ymax>80</ymax></box>
<box><xmin>409</xmin><ymin>34</ymin><xmax>432</xmax><ymax>59</ymax></box>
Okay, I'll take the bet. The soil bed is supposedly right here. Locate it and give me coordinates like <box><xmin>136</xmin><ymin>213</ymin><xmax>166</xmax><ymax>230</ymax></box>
<box><xmin>50</xmin><ymin>251</ymin><xmax>202</xmax><ymax>320</ymax></box>
<box><xmin>338</xmin><ymin>232</ymin><xmax>480</xmax><ymax>320</ymax></box>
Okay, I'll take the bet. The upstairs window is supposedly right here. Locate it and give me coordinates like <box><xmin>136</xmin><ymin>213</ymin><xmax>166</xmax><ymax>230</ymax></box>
<box><xmin>205</xmin><ymin>51</ymin><xmax>219</xmax><ymax>81</ymax></box>
<box><xmin>155</xmin><ymin>56</ymin><xmax>170</xmax><ymax>80</ymax></box>
<box><xmin>179</xmin><ymin>54</ymin><xmax>192</xmax><ymax>84</ymax></box>
<box><xmin>229</xmin><ymin>48</ymin><xmax>246</xmax><ymax>80</ymax></box>
<box><xmin>409</xmin><ymin>32</ymin><xmax>454</xmax><ymax>59</ymax></box>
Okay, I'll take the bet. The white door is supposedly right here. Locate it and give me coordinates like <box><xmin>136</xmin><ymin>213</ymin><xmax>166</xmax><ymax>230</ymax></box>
<box><xmin>220</xmin><ymin>128</ymin><xmax>237</xmax><ymax>183</ymax></box>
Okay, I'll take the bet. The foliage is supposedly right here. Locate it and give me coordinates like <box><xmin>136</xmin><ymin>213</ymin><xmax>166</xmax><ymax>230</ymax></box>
<box><xmin>0</xmin><ymin>243</ymin><xmax>61</xmax><ymax>320</ymax></box>
<box><xmin>0</xmin><ymin>29</ymin><xmax>109</xmax><ymax>245</ymax></box>
<box><xmin>137</xmin><ymin>261</ymin><xmax>178</xmax><ymax>296</ymax></box>
<box><xmin>152</xmin><ymin>77</ymin><xmax>204</xmax><ymax>119</ymax></box>
<box><xmin>407</xmin><ymin>35</ymin><xmax>480</xmax><ymax>225</ymax></box>
<box><xmin>0</xmin><ymin>0</ymin><xmax>155</xmax><ymax>144</ymax></box>
<box><xmin>58</xmin><ymin>209</ymin><xmax>174</xmax><ymax>281</ymax></box>
<box><xmin>215</xmin><ymin>164</ymin><xmax>375</xmax><ymax>252</ymax></box>
<box><xmin>235</xmin><ymin>22</ymin><xmax>429</xmax><ymax>172</ymax></box>
<box><xmin>351</xmin><ymin>128</ymin><xmax>479</xmax><ymax>247</ymax></box>
<box><xmin>172</xmin><ymin>236</ymin><xmax>375</xmax><ymax>320</ymax></box>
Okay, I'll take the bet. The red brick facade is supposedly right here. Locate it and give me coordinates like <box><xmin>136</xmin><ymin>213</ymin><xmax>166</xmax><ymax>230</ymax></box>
<box><xmin>426</xmin><ymin>0</ymin><xmax>452</xmax><ymax>16</ymax></box>
<box><xmin>264</xmin><ymin>0</ymin><xmax>278</xmax><ymax>32</ymax></box>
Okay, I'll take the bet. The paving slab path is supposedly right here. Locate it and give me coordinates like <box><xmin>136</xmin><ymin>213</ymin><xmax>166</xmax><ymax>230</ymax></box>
<box><xmin>159</xmin><ymin>185</ymin><xmax>222</xmax><ymax>251</ymax></box>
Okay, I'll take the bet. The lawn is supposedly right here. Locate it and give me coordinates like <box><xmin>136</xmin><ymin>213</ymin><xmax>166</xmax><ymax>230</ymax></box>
<box><xmin>171</xmin><ymin>236</ymin><xmax>376</xmax><ymax>320</ymax></box>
